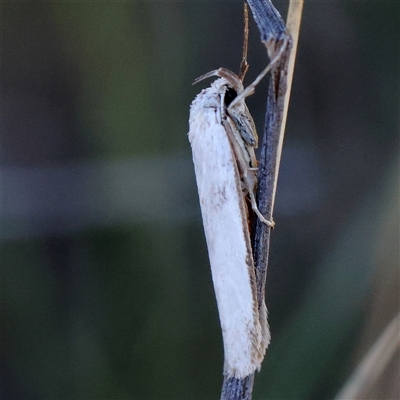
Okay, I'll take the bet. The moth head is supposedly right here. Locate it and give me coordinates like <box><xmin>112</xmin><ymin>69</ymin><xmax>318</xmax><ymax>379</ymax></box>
<box><xmin>223</xmin><ymin>85</ymin><xmax>238</xmax><ymax>108</ymax></box>
<box><xmin>220</xmin><ymin>80</ymin><xmax>259</xmax><ymax>149</ymax></box>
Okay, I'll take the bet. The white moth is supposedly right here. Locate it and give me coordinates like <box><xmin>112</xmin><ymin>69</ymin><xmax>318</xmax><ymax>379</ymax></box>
<box><xmin>188</xmin><ymin>68</ymin><xmax>272</xmax><ymax>378</ymax></box>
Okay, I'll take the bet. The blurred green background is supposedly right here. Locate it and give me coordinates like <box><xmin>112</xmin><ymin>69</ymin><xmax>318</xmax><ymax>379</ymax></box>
<box><xmin>2</xmin><ymin>1</ymin><xmax>399</xmax><ymax>399</ymax></box>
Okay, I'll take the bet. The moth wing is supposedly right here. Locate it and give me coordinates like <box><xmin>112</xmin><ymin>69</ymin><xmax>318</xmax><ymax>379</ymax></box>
<box><xmin>189</xmin><ymin>98</ymin><xmax>266</xmax><ymax>378</ymax></box>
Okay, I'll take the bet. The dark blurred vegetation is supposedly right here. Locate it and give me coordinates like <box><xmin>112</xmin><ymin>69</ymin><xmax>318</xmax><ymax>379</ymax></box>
<box><xmin>2</xmin><ymin>1</ymin><xmax>399</xmax><ymax>399</ymax></box>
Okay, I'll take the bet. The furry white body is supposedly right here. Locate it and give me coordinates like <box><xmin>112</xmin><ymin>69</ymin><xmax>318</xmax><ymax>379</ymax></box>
<box><xmin>188</xmin><ymin>77</ymin><xmax>270</xmax><ymax>378</ymax></box>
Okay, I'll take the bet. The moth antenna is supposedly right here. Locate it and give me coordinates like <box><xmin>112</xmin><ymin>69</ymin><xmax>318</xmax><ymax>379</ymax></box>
<box><xmin>192</xmin><ymin>70</ymin><xmax>220</xmax><ymax>85</ymax></box>
<box><xmin>194</xmin><ymin>68</ymin><xmax>244</xmax><ymax>93</ymax></box>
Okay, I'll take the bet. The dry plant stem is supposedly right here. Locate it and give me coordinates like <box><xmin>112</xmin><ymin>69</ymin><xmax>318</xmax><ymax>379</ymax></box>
<box><xmin>271</xmin><ymin>0</ymin><xmax>304</xmax><ymax>212</ymax></box>
<box><xmin>220</xmin><ymin>1</ymin><xmax>303</xmax><ymax>399</ymax></box>
<box><xmin>335</xmin><ymin>312</ymin><xmax>400</xmax><ymax>400</ymax></box>
<box><xmin>221</xmin><ymin>374</ymin><xmax>254</xmax><ymax>400</ymax></box>
<box><xmin>239</xmin><ymin>2</ymin><xmax>250</xmax><ymax>80</ymax></box>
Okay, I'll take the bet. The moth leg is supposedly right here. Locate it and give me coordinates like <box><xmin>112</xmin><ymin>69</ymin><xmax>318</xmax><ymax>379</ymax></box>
<box><xmin>247</xmin><ymin>185</ymin><xmax>275</xmax><ymax>228</ymax></box>
<box><xmin>223</xmin><ymin>118</ymin><xmax>254</xmax><ymax>174</ymax></box>
<box><xmin>224</xmin><ymin>122</ymin><xmax>274</xmax><ymax>228</ymax></box>
<box><xmin>226</xmin><ymin>107</ymin><xmax>258</xmax><ymax>151</ymax></box>
<box><xmin>240</xmin><ymin>162</ymin><xmax>275</xmax><ymax>228</ymax></box>
<box><xmin>221</xmin><ymin>103</ymin><xmax>253</xmax><ymax>171</ymax></box>
<box><xmin>223</xmin><ymin>118</ymin><xmax>254</xmax><ymax>178</ymax></box>
<box><xmin>229</xmin><ymin>37</ymin><xmax>288</xmax><ymax>109</ymax></box>
<box><xmin>221</xmin><ymin>103</ymin><xmax>257</xmax><ymax>171</ymax></box>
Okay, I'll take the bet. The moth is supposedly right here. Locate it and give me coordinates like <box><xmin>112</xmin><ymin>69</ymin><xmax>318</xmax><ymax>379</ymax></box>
<box><xmin>188</xmin><ymin>68</ymin><xmax>270</xmax><ymax>379</ymax></box>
